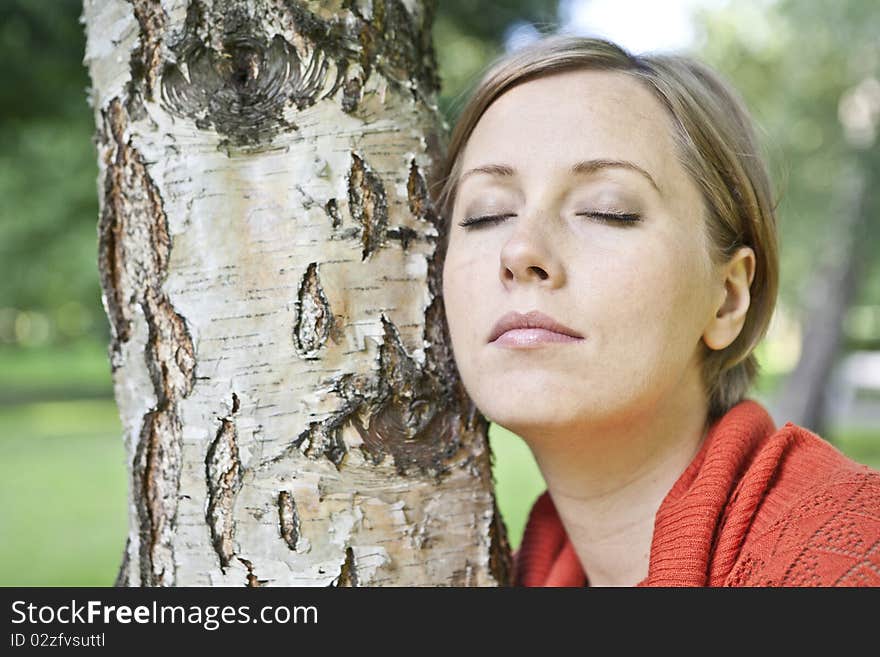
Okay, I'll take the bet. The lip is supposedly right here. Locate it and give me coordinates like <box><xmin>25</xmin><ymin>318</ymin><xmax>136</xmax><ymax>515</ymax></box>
<box><xmin>488</xmin><ymin>310</ymin><xmax>584</xmax><ymax>346</ymax></box>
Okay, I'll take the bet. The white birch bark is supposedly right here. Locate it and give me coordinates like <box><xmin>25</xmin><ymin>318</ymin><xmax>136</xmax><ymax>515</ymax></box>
<box><xmin>82</xmin><ymin>0</ymin><xmax>511</xmax><ymax>586</ymax></box>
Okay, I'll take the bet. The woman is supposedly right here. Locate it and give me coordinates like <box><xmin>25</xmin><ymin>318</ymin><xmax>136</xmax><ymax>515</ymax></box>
<box><xmin>436</xmin><ymin>35</ymin><xmax>880</xmax><ymax>586</ymax></box>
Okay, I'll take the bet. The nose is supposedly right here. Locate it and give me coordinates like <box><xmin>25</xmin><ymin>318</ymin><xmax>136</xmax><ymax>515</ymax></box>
<box><xmin>499</xmin><ymin>213</ymin><xmax>565</xmax><ymax>288</ymax></box>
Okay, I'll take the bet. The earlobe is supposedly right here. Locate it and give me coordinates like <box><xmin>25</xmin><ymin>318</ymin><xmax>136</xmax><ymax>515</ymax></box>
<box><xmin>703</xmin><ymin>247</ymin><xmax>756</xmax><ymax>351</ymax></box>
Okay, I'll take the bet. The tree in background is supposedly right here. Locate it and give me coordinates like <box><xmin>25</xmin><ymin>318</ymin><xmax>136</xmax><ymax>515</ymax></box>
<box><xmin>0</xmin><ymin>1</ymin><xmax>105</xmax><ymax>348</ymax></box>
<box><xmin>696</xmin><ymin>0</ymin><xmax>880</xmax><ymax>434</ymax></box>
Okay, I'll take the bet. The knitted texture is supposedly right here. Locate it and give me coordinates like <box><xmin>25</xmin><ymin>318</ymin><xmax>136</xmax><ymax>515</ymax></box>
<box><xmin>513</xmin><ymin>399</ymin><xmax>880</xmax><ymax>587</ymax></box>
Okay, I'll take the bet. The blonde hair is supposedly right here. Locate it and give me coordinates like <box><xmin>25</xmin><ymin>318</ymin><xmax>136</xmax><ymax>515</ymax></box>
<box><xmin>433</xmin><ymin>35</ymin><xmax>779</xmax><ymax>425</ymax></box>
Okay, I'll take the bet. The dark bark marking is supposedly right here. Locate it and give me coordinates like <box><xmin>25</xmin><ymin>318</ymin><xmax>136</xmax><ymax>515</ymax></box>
<box><xmin>158</xmin><ymin>0</ymin><xmax>354</xmax><ymax>148</ymax></box>
<box><xmin>372</xmin><ymin>159</ymin><xmax>435</xmax><ymax>251</ymax></box>
<box><xmin>419</xmin><ymin>143</ymin><xmax>483</xmax><ymax>437</ymax></box>
<box><xmin>205</xmin><ymin>395</ymin><xmax>243</xmax><ymax>572</ymax></box>
<box><xmin>341</xmin><ymin>75</ymin><xmax>362</xmax><ymax>114</ymax></box>
<box><xmin>161</xmin><ymin>34</ymin><xmax>305</xmax><ymax>147</ymax></box>
<box><xmin>134</xmin><ymin>407</ymin><xmax>184</xmax><ymax>586</ymax></box>
<box><xmin>278</xmin><ymin>490</ymin><xmax>301</xmax><ymax>550</ymax></box>
<box><xmin>98</xmin><ymin>99</ymin><xmax>196</xmax><ymax>586</ymax></box>
<box><xmin>98</xmin><ymin>99</ymin><xmax>171</xmax><ymax>366</ymax></box>
<box><xmin>331</xmin><ymin>546</ymin><xmax>358</xmax><ymax>587</ymax></box>
<box><xmin>349</xmin><ymin>315</ymin><xmax>464</xmax><ymax>476</ymax></box>
<box><xmin>143</xmin><ymin>290</ymin><xmax>196</xmax><ymax>405</ymax></box>
<box><xmin>147</xmin><ymin>0</ymin><xmax>440</xmax><ymax>146</ymax></box>
<box><xmin>268</xmin><ymin>312</ymin><xmax>467</xmax><ymax>479</ymax></box>
<box><xmin>347</xmin><ymin>152</ymin><xmax>388</xmax><ymax>260</ymax></box>
<box><xmin>292</xmin><ymin>262</ymin><xmax>333</xmax><ymax>358</ymax></box>
<box><xmin>284</xmin><ymin>0</ymin><xmax>440</xmax><ymax>112</ymax></box>
<box><xmin>97</xmin><ymin>140</ymin><xmax>131</xmax><ymax>355</ymax></box>
<box><xmin>343</xmin><ymin>0</ymin><xmax>441</xmax><ymax>103</ymax></box>
<box><xmin>134</xmin><ymin>290</ymin><xmax>196</xmax><ymax>587</ymax></box>
<box><xmin>128</xmin><ymin>0</ymin><xmax>169</xmax><ymax>104</ymax></box>
<box><xmin>237</xmin><ymin>557</ymin><xmax>267</xmax><ymax>587</ymax></box>
<box><xmin>385</xmin><ymin>226</ymin><xmax>419</xmax><ymax>251</ymax></box>
<box><xmin>487</xmin><ymin>494</ymin><xmax>514</xmax><ymax>586</ymax></box>
<box><xmin>407</xmin><ymin>158</ymin><xmax>440</xmax><ymax>229</ymax></box>
<box><xmin>291</xmin><ymin>412</ymin><xmax>350</xmax><ymax>470</ymax></box>
<box><xmin>324</xmin><ymin>197</ymin><xmax>342</xmax><ymax>229</ymax></box>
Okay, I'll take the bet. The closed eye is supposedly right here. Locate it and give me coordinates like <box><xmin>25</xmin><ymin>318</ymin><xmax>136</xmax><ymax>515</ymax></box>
<box><xmin>458</xmin><ymin>211</ymin><xmax>641</xmax><ymax>229</ymax></box>
<box><xmin>575</xmin><ymin>211</ymin><xmax>642</xmax><ymax>225</ymax></box>
<box><xmin>457</xmin><ymin>213</ymin><xmax>516</xmax><ymax>229</ymax></box>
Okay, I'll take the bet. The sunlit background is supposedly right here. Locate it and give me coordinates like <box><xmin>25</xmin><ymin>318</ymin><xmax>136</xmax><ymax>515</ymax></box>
<box><xmin>1</xmin><ymin>0</ymin><xmax>878</xmax><ymax>585</ymax></box>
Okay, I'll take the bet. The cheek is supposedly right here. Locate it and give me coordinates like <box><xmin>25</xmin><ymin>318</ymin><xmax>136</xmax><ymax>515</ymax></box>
<box><xmin>442</xmin><ymin>248</ymin><xmax>484</xmax><ymax>344</ymax></box>
<box><xmin>590</xmin><ymin>240</ymin><xmax>707</xmax><ymax>362</ymax></box>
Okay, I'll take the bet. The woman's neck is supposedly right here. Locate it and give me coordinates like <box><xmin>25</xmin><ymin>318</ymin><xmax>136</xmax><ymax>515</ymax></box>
<box><xmin>523</xmin><ymin>377</ymin><xmax>710</xmax><ymax>587</ymax></box>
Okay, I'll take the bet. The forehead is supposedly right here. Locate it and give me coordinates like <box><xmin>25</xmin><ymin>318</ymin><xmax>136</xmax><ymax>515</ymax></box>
<box><xmin>460</xmin><ymin>69</ymin><xmax>681</xmax><ymax>188</ymax></box>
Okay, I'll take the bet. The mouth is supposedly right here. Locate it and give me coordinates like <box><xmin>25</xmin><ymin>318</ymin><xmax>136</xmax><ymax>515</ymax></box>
<box><xmin>488</xmin><ymin>310</ymin><xmax>584</xmax><ymax>346</ymax></box>
<box><xmin>491</xmin><ymin>327</ymin><xmax>584</xmax><ymax>348</ymax></box>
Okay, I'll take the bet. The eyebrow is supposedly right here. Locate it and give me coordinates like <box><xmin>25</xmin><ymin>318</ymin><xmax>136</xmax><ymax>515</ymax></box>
<box><xmin>459</xmin><ymin>159</ymin><xmax>662</xmax><ymax>195</ymax></box>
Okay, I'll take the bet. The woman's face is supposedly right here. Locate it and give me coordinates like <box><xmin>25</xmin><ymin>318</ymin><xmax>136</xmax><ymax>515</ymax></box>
<box><xmin>442</xmin><ymin>69</ymin><xmax>722</xmax><ymax>437</ymax></box>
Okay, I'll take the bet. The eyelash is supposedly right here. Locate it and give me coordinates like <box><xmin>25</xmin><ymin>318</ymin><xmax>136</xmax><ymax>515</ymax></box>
<box><xmin>457</xmin><ymin>211</ymin><xmax>642</xmax><ymax>229</ymax></box>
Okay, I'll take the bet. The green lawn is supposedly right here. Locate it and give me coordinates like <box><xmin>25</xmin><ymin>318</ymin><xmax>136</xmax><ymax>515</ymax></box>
<box><xmin>489</xmin><ymin>423</ymin><xmax>546</xmax><ymax>549</ymax></box>
<box><xmin>828</xmin><ymin>427</ymin><xmax>880</xmax><ymax>471</ymax></box>
<box><xmin>0</xmin><ymin>342</ymin><xmax>113</xmax><ymax>403</ymax></box>
<box><xmin>0</xmin><ymin>399</ymin><xmax>128</xmax><ymax>586</ymax></box>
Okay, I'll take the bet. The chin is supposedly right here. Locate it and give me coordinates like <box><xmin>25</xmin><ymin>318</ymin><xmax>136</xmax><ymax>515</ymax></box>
<box><xmin>475</xmin><ymin>396</ymin><xmax>578</xmax><ymax>434</ymax></box>
<box><xmin>475</xmin><ymin>386</ymin><xmax>635</xmax><ymax>436</ymax></box>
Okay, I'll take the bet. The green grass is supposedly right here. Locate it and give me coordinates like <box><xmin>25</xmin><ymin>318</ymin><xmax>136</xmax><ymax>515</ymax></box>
<box><xmin>828</xmin><ymin>427</ymin><xmax>880</xmax><ymax>470</ymax></box>
<box><xmin>0</xmin><ymin>399</ymin><xmax>128</xmax><ymax>586</ymax></box>
<box><xmin>489</xmin><ymin>423</ymin><xmax>546</xmax><ymax>550</ymax></box>
<box><xmin>0</xmin><ymin>341</ymin><xmax>113</xmax><ymax>402</ymax></box>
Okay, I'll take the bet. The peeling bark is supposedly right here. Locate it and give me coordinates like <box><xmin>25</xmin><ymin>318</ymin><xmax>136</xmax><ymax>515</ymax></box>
<box><xmin>293</xmin><ymin>262</ymin><xmax>334</xmax><ymax>358</ymax></box>
<box><xmin>129</xmin><ymin>0</ymin><xmax>168</xmax><ymax>102</ymax></box>
<box><xmin>205</xmin><ymin>396</ymin><xmax>243</xmax><ymax>570</ymax></box>
<box><xmin>96</xmin><ymin>93</ymin><xmax>196</xmax><ymax>586</ymax></box>
<box><xmin>332</xmin><ymin>546</ymin><xmax>358</xmax><ymax>587</ymax></box>
<box><xmin>237</xmin><ymin>556</ymin><xmax>266</xmax><ymax>586</ymax></box>
<box><xmin>85</xmin><ymin>0</ymin><xmax>511</xmax><ymax>587</ymax></box>
<box><xmin>278</xmin><ymin>490</ymin><xmax>302</xmax><ymax>550</ymax></box>
<box><xmin>348</xmin><ymin>152</ymin><xmax>389</xmax><ymax>261</ymax></box>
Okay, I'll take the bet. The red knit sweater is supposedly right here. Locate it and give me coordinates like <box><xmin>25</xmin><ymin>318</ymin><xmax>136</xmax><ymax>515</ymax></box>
<box><xmin>513</xmin><ymin>399</ymin><xmax>880</xmax><ymax>586</ymax></box>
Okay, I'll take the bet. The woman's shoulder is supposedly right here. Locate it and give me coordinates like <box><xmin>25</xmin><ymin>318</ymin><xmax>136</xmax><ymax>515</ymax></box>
<box><xmin>727</xmin><ymin>420</ymin><xmax>880</xmax><ymax>586</ymax></box>
<box><xmin>757</xmin><ymin>419</ymin><xmax>880</xmax><ymax>493</ymax></box>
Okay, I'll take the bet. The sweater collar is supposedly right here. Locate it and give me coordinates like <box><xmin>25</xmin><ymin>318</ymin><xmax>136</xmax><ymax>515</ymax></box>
<box><xmin>513</xmin><ymin>399</ymin><xmax>778</xmax><ymax>586</ymax></box>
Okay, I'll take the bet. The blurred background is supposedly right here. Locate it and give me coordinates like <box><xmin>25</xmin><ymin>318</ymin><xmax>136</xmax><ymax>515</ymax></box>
<box><xmin>1</xmin><ymin>0</ymin><xmax>878</xmax><ymax>585</ymax></box>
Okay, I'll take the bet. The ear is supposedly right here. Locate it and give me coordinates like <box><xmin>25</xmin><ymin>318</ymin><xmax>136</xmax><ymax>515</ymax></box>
<box><xmin>702</xmin><ymin>246</ymin><xmax>756</xmax><ymax>351</ymax></box>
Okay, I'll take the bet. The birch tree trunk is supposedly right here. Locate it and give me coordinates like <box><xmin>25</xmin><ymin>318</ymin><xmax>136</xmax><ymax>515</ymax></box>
<box><xmin>82</xmin><ymin>0</ymin><xmax>511</xmax><ymax>586</ymax></box>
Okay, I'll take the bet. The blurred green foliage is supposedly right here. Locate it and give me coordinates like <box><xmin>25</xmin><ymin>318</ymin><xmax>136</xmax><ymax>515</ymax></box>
<box><xmin>696</xmin><ymin>0</ymin><xmax>880</xmax><ymax>332</ymax></box>
<box><xmin>434</xmin><ymin>0</ymin><xmax>559</xmax><ymax>120</ymax></box>
<box><xmin>0</xmin><ymin>1</ymin><xmax>105</xmax><ymax>348</ymax></box>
